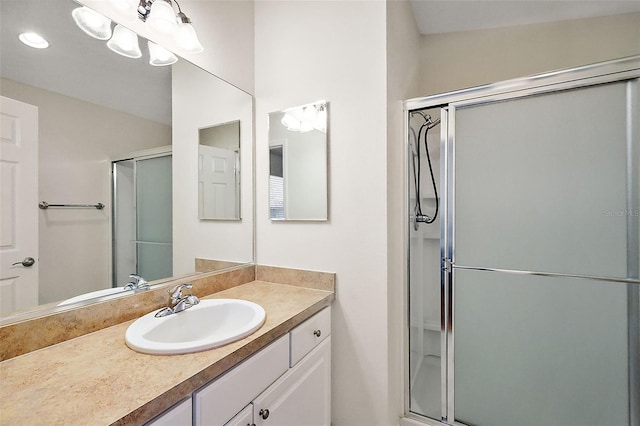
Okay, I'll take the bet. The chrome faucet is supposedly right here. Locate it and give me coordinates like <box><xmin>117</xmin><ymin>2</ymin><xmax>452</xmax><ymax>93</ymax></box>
<box><xmin>155</xmin><ymin>283</ymin><xmax>200</xmax><ymax>317</ymax></box>
<box><xmin>124</xmin><ymin>274</ymin><xmax>149</xmax><ymax>292</ymax></box>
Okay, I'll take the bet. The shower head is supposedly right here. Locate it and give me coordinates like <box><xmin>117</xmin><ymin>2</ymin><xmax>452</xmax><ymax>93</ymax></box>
<box><xmin>411</xmin><ymin>111</ymin><xmax>441</xmax><ymax>130</ymax></box>
<box><xmin>426</xmin><ymin>116</ymin><xmax>441</xmax><ymax>130</ymax></box>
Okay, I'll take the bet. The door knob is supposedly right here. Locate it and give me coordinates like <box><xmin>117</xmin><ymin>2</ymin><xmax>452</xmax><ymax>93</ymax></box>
<box><xmin>259</xmin><ymin>408</ymin><xmax>270</xmax><ymax>420</ymax></box>
<box><xmin>12</xmin><ymin>257</ymin><xmax>35</xmax><ymax>267</ymax></box>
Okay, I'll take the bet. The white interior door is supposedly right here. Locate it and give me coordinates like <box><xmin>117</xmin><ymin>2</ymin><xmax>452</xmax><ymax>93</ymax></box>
<box><xmin>198</xmin><ymin>145</ymin><xmax>238</xmax><ymax>219</ymax></box>
<box><xmin>0</xmin><ymin>96</ymin><xmax>39</xmax><ymax>315</ymax></box>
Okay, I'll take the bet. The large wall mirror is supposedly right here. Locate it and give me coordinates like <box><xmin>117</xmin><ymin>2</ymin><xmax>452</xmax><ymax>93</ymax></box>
<box><xmin>268</xmin><ymin>101</ymin><xmax>328</xmax><ymax>221</ymax></box>
<box><xmin>0</xmin><ymin>0</ymin><xmax>254</xmax><ymax>322</ymax></box>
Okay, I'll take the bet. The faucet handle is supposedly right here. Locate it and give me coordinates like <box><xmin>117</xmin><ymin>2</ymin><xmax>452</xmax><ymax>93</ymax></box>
<box><xmin>169</xmin><ymin>283</ymin><xmax>193</xmax><ymax>303</ymax></box>
<box><xmin>125</xmin><ymin>274</ymin><xmax>149</xmax><ymax>291</ymax></box>
<box><xmin>129</xmin><ymin>274</ymin><xmax>147</xmax><ymax>285</ymax></box>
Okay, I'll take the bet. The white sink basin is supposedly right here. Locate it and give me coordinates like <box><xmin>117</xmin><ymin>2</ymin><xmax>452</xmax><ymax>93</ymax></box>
<box><xmin>125</xmin><ymin>299</ymin><xmax>266</xmax><ymax>355</ymax></box>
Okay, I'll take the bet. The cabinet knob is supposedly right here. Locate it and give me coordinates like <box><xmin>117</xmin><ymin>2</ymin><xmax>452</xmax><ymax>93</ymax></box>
<box><xmin>259</xmin><ymin>408</ymin><xmax>270</xmax><ymax>420</ymax></box>
<box><xmin>313</xmin><ymin>329</ymin><xmax>322</xmax><ymax>338</ymax></box>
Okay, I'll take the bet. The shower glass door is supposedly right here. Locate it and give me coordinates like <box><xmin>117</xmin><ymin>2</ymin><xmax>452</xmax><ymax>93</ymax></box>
<box><xmin>451</xmin><ymin>81</ymin><xmax>638</xmax><ymax>425</ymax></box>
<box><xmin>112</xmin><ymin>153</ymin><xmax>172</xmax><ymax>287</ymax></box>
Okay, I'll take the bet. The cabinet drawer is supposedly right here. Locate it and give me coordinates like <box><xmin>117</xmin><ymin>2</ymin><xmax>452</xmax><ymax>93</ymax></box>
<box><xmin>290</xmin><ymin>307</ymin><xmax>331</xmax><ymax>367</ymax></box>
<box><xmin>194</xmin><ymin>334</ymin><xmax>289</xmax><ymax>425</ymax></box>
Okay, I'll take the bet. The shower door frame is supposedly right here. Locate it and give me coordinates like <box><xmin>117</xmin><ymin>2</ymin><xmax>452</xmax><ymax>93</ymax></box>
<box><xmin>403</xmin><ymin>55</ymin><xmax>640</xmax><ymax>426</ymax></box>
<box><xmin>111</xmin><ymin>146</ymin><xmax>172</xmax><ymax>288</ymax></box>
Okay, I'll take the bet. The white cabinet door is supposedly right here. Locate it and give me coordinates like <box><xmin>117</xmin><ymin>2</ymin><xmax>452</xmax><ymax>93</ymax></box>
<box><xmin>225</xmin><ymin>403</ymin><xmax>253</xmax><ymax>426</ymax></box>
<box><xmin>253</xmin><ymin>337</ymin><xmax>331</xmax><ymax>426</ymax></box>
<box><xmin>146</xmin><ymin>398</ymin><xmax>192</xmax><ymax>426</ymax></box>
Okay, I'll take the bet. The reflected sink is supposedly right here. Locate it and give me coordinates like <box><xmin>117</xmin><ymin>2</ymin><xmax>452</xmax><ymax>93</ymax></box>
<box><xmin>58</xmin><ymin>286</ymin><xmax>128</xmax><ymax>306</ymax></box>
<box><xmin>125</xmin><ymin>299</ymin><xmax>266</xmax><ymax>355</ymax></box>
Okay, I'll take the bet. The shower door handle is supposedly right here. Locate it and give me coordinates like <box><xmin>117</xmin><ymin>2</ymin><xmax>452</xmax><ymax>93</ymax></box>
<box><xmin>12</xmin><ymin>257</ymin><xmax>35</xmax><ymax>267</ymax></box>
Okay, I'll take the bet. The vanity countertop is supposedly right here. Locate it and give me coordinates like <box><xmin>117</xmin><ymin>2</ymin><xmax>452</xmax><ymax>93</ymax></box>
<box><xmin>0</xmin><ymin>280</ymin><xmax>334</xmax><ymax>425</ymax></box>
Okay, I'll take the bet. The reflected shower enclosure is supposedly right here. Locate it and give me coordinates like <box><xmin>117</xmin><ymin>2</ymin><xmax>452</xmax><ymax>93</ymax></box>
<box><xmin>112</xmin><ymin>150</ymin><xmax>172</xmax><ymax>287</ymax></box>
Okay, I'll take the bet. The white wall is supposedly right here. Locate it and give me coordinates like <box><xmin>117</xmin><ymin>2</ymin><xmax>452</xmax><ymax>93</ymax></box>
<box><xmin>0</xmin><ymin>78</ymin><xmax>170</xmax><ymax>304</ymax></box>
<box><xmin>255</xmin><ymin>1</ymin><xmax>390</xmax><ymax>424</ymax></box>
<box><xmin>418</xmin><ymin>12</ymin><xmax>640</xmax><ymax>95</ymax></box>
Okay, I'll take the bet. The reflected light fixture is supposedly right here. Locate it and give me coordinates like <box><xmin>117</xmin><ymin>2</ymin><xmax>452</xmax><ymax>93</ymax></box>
<box><xmin>282</xmin><ymin>103</ymin><xmax>327</xmax><ymax>133</ymax></box>
<box><xmin>71</xmin><ymin>6</ymin><xmax>112</xmax><ymax>40</ymax></box>
<box><xmin>18</xmin><ymin>32</ymin><xmax>49</xmax><ymax>49</ymax></box>
<box><xmin>107</xmin><ymin>24</ymin><xmax>142</xmax><ymax>58</ymax></box>
<box><xmin>148</xmin><ymin>41</ymin><xmax>178</xmax><ymax>66</ymax></box>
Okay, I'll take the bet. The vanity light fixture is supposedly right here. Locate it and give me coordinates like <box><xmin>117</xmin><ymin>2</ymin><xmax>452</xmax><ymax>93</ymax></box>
<box><xmin>107</xmin><ymin>0</ymin><xmax>138</xmax><ymax>23</ymax></box>
<box><xmin>71</xmin><ymin>6</ymin><xmax>113</xmax><ymax>40</ymax></box>
<box><xmin>147</xmin><ymin>0</ymin><xmax>178</xmax><ymax>34</ymax></box>
<box><xmin>176</xmin><ymin>12</ymin><xmax>204</xmax><ymax>53</ymax></box>
<box><xmin>18</xmin><ymin>32</ymin><xmax>49</xmax><ymax>49</ymax></box>
<box><xmin>137</xmin><ymin>0</ymin><xmax>203</xmax><ymax>53</ymax></box>
<box><xmin>107</xmin><ymin>24</ymin><xmax>142</xmax><ymax>58</ymax></box>
<box><xmin>148</xmin><ymin>41</ymin><xmax>178</xmax><ymax>66</ymax></box>
<box><xmin>71</xmin><ymin>1</ymin><xmax>201</xmax><ymax>65</ymax></box>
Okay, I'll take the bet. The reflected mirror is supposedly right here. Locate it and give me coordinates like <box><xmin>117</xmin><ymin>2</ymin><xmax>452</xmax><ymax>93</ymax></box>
<box><xmin>0</xmin><ymin>0</ymin><xmax>253</xmax><ymax>321</ymax></box>
<box><xmin>198</xmin><ymin>121</ymin><xmax>241</xmax><ymax>220</ymax></box>
<box><xmin>268</xmin><ymin>101</ymin><xmax>328</xmax><ymax>221</ymax></box>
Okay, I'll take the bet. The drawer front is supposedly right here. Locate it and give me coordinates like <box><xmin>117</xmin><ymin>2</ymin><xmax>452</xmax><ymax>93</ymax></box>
<box><xmin>290</xmin><ymin>307</ymin><xmax>331</xmax><ymax>367</ymax></box>
<box><xmin>194</xmin><ymin>334</ymin><xmax>290</xmax><ymax>426</ymax></box>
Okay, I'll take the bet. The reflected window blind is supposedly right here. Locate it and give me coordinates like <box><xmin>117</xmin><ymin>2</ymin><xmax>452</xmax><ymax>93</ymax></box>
<box><xmin>269</xmin><ymin>175</ymin><xmax>285</xmax><ymax>219</ymax></box>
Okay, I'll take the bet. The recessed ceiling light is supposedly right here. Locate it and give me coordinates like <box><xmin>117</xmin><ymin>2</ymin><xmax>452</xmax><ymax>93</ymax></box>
<box><xmin>18</xmin><ymin>32</ymin><xmax>49</xmax><ymax>49</ymax></box>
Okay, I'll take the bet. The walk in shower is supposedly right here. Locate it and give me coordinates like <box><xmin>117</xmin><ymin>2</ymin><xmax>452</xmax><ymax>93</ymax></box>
<box><xmin>405</xmin><ymin>56</ymin><xmax>640</xmax><ymax>426</ymax></box>
<box><xmin>112</xmin><ymin>149</ymin><xmax>172</xmax><ymax>287</ymax></box>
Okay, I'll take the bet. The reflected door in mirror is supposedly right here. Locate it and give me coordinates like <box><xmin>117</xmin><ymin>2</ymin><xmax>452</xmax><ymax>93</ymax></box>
<box><xmin>198</xmin><ymin>121</ymin><xmax>241</xmax><ymax>220</ymax></box>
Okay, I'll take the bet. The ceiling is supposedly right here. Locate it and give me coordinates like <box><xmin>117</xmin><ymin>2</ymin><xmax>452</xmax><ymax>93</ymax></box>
<box><xmin>410</xmin><ymin>0</ymin><xmax>640</xmax><ymax>35</ymax></box>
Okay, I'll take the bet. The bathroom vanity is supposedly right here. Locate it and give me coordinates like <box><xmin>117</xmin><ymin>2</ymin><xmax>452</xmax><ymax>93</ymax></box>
<box><xmin>0</xmin><ymin>268</ymin><xmax>334</xmax><ymax>425</ymax></box>
<box><xmin>151</xmin><ymin>307</ymin><xmax>331</xmax><ymax>425</ymax></box>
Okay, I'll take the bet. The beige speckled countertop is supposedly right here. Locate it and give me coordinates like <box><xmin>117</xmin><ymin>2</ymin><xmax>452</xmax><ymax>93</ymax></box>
<box><xmin>0</xmin><ymin>280</ymin><xmax>334</xmax><ymax>425</ymax></box>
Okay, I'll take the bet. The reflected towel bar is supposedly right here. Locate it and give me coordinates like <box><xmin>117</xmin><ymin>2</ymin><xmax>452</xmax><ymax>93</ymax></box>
<box><xmin>39</xmin><ymin>201</ymin><xmax>105</xmax><ymax>210</ymax></box>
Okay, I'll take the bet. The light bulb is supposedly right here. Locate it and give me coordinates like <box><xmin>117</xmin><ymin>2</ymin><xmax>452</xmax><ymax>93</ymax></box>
<box><xmin>148</xmin><ymin>0</ymin><xmax>177</xmax><ymax>35</ymax></box>
<box><xmin>71</xmin><ymin>7</ymin><xmax>112</xmax><ymax>40</ymax></box>
<box><xmin>148</xmin><ymin>41</ymin><xmax>178</xmax><ymax>66</ymax></box>
<box><xmin>107</xmin><ymin>24</ymin><xmax>142</xmax><ymax>58</ymax></box>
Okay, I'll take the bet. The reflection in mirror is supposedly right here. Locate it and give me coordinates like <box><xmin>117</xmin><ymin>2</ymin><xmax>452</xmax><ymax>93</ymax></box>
<box><xmin>268</xmin><ymin>101</ymin><xmax>328</xmax><ymax>221</ymax></box>
<box><xmin>198</xmin><ymin>121</ymin><xmax>241</xmax><ymax>220</ymax></box>
<box><xmin>0</xmin><ymin>0</ymin><xmax>253</xmax><ymax>322</ymax></box>
<box><xmin>112</xmin><ymin>148</ymin><xmax>173</xmax><ymax>287</ymax></box>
